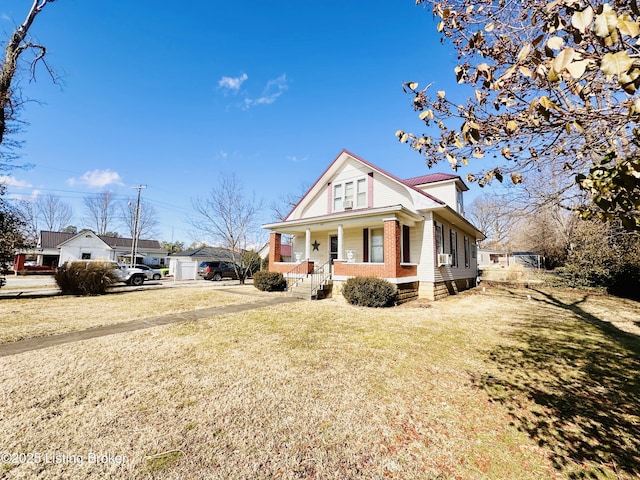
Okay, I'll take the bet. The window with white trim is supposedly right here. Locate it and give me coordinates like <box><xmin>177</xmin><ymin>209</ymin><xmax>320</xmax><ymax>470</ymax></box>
<box><xmin>356</xmin><ymin>178</ymin><xmax>366</xmax><ymax>207</ymax></box>
<box><xmin>333</xmin><ymin>177</ymin><xmax>367</xmax><ymax>211</ymax></box>
<box><xmin>450</xmin><ymin>230</ymin><xmax>457</xmax><ymax>267</ymax></box>
<box><xmin>333</xmin><ymin>184</ymin><xmax>343</xmax><ymax>211</ymax></box>
<box><xmin>371</xmin><ymin>228</ymin><xmax>384</xmax><ymax>262</ymax></box>
<box><xmin>464</xmin><ymin>236</ymin><xmax>470</xmax><ymax>268</ymax></box>
<box><xmin>435</xmin><ymin>222</ymin><xmax>444</xmax><ymax>255</ymax></box>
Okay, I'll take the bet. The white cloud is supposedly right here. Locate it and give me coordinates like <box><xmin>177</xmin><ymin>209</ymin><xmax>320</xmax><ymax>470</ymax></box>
<box><xmin>0</xmin><ymin>175</ymin><xmax>32</xmax><ymax>188</ymax></box>
<box><xmin>218</xmin><ymin>73</ymin><xmax>248</xmax><ymax>91</ymax></box>
<box><xmin>67</xmin><ymin>169</ymin><xmax>124</xmax><ymax>188</ymax></box>
<box><xmin>244</xmin><ymin>74</ymin><xmax>288</xmax><ymax>109</ymax></box>
<box><xmin>287</xmin><ymin>155</ymin><xmax>309</xmax><ymax>163</ymax></box>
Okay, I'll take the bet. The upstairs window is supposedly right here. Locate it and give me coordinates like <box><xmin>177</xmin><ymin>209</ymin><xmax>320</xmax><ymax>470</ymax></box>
<box><xmin>457</xmin><ymin>188</ymin><xmax>464</xmax><ymax>215</ymax></box>
<box><xmin>333</xmin><ymin>177</ymin><xmax>367</xmax><ymax>211</ymax></box>
<box><xmin>333</xmin><ymin>184</ymin><xmax>343</xmax><ymax>211</ymax></box>
<box><xmin>357</xmin><ymin>178</ymin><xmax>366</xmax><ymax>207</ymax></box>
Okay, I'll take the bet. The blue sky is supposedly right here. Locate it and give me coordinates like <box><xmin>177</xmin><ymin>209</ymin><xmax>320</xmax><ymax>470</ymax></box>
<box><xmin>1</xmin><ymin>0</ymin><xmax>480</xmax><ymax>245</ymax></box>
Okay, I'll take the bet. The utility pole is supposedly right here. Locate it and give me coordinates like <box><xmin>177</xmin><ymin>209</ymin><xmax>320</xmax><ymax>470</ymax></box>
<box><xmin>130</xmin><ymin>185</ymin><xmax>147</xmax><ymax>267</ymax></box>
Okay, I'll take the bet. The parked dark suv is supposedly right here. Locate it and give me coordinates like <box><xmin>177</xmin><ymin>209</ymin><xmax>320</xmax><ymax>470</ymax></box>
<box><xmin>197</xmin><ymin>261</ymin><xmax>238</xmax><ymax>281</ymax></box>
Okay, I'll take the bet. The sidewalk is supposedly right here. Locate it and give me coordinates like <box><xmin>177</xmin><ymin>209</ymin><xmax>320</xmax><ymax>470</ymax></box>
<box><xmin>0</xmin><ymin>276</ymin><xmax>247</xmax><ymax>299</ymax></box>
<box><xmin>0</xmin><ymin>294</ymin><xmax>299</xmax><ymax>357</ymax></box>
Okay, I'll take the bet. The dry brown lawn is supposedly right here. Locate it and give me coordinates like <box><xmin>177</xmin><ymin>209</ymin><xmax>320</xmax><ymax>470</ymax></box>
<box><xmin>1</xmin><ymin>286</ymin><xmax>639</xmax><ymax>479</ymax></box>
<box><xmin>0</xmin><ymin>285</ymin><xmax>273</xmax><ymax>343</ymax></box>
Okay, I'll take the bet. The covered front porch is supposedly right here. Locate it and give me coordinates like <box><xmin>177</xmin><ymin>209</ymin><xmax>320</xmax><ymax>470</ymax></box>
<box><xmin>264</xmin><ymin>206</ymin><xmax>422</xmax><ymax>284</ymax></box>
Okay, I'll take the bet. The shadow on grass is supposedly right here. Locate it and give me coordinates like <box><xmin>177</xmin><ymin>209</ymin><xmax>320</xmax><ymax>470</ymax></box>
<box><xmin>474</xmin><ymin>289</ymin><xmax>640</xmax><ymax>478</ymax></box>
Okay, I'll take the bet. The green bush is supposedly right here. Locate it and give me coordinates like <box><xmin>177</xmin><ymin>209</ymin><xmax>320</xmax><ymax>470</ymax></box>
<box><xmin>341</xmin><ymin>276</ymin><xmax>397</xmax><ymax>307</ymax></box>
<box><xmin>55</xmin><ymin>261</ymin><xmax>120</xmax><ymax>295</ymax></box>
<box><xmin>253</xmin><ymin>271</ymin><xmax>287</xmax><ymax>292</ymax></box>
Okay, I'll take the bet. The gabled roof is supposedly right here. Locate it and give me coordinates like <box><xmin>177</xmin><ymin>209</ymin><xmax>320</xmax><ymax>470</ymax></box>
<box><xmin>170</xmin><ymin>246</ymin><xmax>235</xmax><ymax>260</ymax></box>
<box><xmin>283</xmin><ymin>149</ymin><xmax>445</xmax><ymax>221</ymax></box>
<box><xmin>40</xmin><ymin>231</ymin><xmax>74</xmax><ymax>248</ymax></box>
<box><xmin>39</xmin><ymin>230</ymin><xmax>162</xmax><ymax>251</ymax></box>
<box><xmin>404</xmin><ymin>173</ymin><xmax>469</xmax><ymax>192</ymax></box>
<box><xmin>99</xmin><ymin>235</ymin><xmax>162</xmax><ymax>250</ymax></box>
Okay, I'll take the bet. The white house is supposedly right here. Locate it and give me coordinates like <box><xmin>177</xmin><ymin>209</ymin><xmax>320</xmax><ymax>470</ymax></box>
<box><xmin>14</xmin><ymin>230</ymin><xmax>166</xmax><ymax>270</ymax></box>
<box><xmin>263</xmin><ymin>149</ymin><xmax>485</xmax><ymax>300</ymax></box>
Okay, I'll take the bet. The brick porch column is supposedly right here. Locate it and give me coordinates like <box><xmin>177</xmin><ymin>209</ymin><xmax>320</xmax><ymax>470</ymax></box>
<box><xmin>383</xmin><ymin>218</ymin><xmax>400</xmax><ymax>278</ymax></box>
<box><xmin>269</xmin><ymin>232</ymin><xmax>282</xmax><ymax>269</ymax></box>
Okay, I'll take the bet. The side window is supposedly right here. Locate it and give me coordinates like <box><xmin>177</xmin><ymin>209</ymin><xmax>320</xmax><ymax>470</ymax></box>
<box><xmin>450</xmin><ymin>230</ymin><xmax>457</xmax><ymax>267</ymax></box>
<box><xmin>464</xmin><ymin>236</ymin><xmax>470</xmax><ymax>268</ymax></box>
<box><xmin>435</xmin><ymin>223</ymin><xmax>443</xmax><ymax>255</ymax></box>
<box><xmin>402</xmin><ymin>225</ymin><xmax>410</xmax><ymax>263</ymax></box>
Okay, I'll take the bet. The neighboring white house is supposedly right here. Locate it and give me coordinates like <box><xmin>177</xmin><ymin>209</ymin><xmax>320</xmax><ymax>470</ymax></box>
<box><xmin>14</xmin><ymin>230</ymin><xmax>166</xmax><ymax>270</ymax></box>
<box><xmin>263</xmin><ymin>149</ymin><xmax>485</xmax><ymax>301</ymax></box>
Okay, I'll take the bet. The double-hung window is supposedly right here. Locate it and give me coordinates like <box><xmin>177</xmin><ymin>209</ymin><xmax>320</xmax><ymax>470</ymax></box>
<box><xmin>450</xmin><ymin>230</ymin><xmax>457</xmax><ymax>267</ymax></box>
<box><xmin>333</xmin><ymin>177</ymin><xmax>367</xmax><ymax>211</ymax></box>
<box><xmin>356</xmin><ymin>178</ymin><xmax>366</xmax><ymax>207</ymax></box>
<box><xmin>370</xmin><ymin>228</ymin><xmax>384</xmax><ymax>262</ymax></box>
<box><xmin>435</xmin><ymin>222</ymin><xmax>444</xmax><ymax>255</ymax></box>
<box><xmin>333</xmin><ymin>184</ymin><xmax>343</xmax><ymax>211</ymax></box>
<box><xmin>464</xmin><ymin>236</ymin><xmax>470</xmax><ymax>268</ymax></box>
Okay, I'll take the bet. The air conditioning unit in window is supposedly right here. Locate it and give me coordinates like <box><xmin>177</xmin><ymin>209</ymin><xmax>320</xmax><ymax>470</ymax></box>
<box><xmin>343</xmin><ymin>199</ymin><xmax>353</xmax><ymax>210</ymax></box>
<box><xmin>438</xmin><ymin>253</ymin><xmax>452</xmax><ymax>266</ymax></box>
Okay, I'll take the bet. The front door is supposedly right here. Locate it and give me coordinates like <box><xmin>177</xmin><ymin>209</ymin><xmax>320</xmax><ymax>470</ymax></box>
<box><xmin>329</xmin><ymin>235</ymin><xmax>338</xmax><ymax>263</ymax></box>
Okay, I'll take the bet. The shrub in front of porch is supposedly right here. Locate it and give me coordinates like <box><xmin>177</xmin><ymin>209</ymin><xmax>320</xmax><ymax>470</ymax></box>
<box><xmin>253</xmin><ymin>271</ymin><xmax>287</xmax><ymax>292</ymax></box>
<box><xmin>342</xmin><ymin>276</ymin><xmax>397</xmax><ymax>308</ymax></box>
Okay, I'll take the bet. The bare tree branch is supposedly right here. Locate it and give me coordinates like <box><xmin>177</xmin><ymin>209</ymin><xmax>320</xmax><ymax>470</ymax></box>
<box><xmin>0</xmin><ymin>0</ymin><xmax>56</xmax><ymax>145</ymax></box>
<box><xmin>190</xmin><ymin>174</ymin><xmax>263</xmax><ymax>284</ymax></box>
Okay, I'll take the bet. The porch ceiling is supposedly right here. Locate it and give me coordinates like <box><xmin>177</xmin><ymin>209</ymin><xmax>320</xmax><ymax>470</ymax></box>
<box><xmin>263</xmin><ymin>205</ymin><xmax>424</xmax><ymax>235</ymax></box>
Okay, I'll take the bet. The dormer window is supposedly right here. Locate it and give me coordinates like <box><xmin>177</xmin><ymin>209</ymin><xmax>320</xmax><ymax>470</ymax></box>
<box><xmin>333</xmin><ymin>178</ymin><xmax>367</xmax><ymax>211</ymax></box>
<box><xmin>457</xmin><ymin>188</ymin><xmax>464</xmax><ymax>215</ymax></box>
<box><xmin>333</xmin><ymin>184</ymin><xmax>343</xmax><ymax>211</ymax></box>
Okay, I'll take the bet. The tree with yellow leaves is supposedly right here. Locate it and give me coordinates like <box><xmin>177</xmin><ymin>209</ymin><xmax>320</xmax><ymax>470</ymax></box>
<box><xmin>398</xmin><ymin>0</ymin><xmax>640</xmax><ymax>230</ymax></box>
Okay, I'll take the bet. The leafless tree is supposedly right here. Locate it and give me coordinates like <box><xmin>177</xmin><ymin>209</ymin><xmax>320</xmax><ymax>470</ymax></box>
<box><xmin>18</xmin><ymin>197</ymin><xmax>39</xmax><ymax>245</ymax></box>
<box><xmin>121</xmin><ymin>198</ymin><xmax>159</xmax><ymax>240</ymax></box>
<box><xmin>1</xmin><ymin>0</ymin><xmax>57</xmax><ymax>147</ymax></box>
<box><xmin>190</xmin><ymin>174</ymin><xmax>263</xmax><ymax>284</ymax></box>
<box><xmin>83</xmin><ymin>191</ymin><xmax>117</xmax><ymax>236</ymax></box>
<box><xmin>269</xmin><ymin>181</ymin><xmax>310</xmax><ymax>222</ymax></box>
<box><xmin>466</xmin><ymin>194</ymin><xmax>517</xmax><ymax>250</ymax></box>
<box><xmin>36</xmin><ymin>193</ymin><xmax>72</xmax><ymax>231</ymax></box>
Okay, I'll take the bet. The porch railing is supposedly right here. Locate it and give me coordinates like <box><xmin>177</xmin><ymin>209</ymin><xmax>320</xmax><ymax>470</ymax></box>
<box><xmin>310</xmin><ymin>260</ymin><xmax>332</xmax><ymax>297</ymax></box>
<box><xmin>284</xmin><ymin>261</ymin><xmax>310</xmax><ymax>290</ymax></box>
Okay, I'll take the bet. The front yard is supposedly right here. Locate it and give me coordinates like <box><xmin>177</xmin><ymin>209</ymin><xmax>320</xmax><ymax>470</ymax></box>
<box><xmin>1</xmin><ymin>286</ymin><xmax>639</xmax><ymax>479</ymax></box>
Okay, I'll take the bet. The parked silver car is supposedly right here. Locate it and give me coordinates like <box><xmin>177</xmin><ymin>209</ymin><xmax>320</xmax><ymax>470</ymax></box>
<box><xmin>133</xmin><ymin>264</ymin><xmax>163</xmax><ymax>280</ymax></box>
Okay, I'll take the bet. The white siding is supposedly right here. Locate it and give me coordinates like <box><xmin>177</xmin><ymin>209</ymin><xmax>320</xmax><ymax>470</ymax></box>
<box><xmin>298</xmin><ymin>186</ymin><xmax>329</xmax><ymax>218</ymax></box>
<box><xmin>431</xmin><ymin>214</ymin><xmax>478</xmax><ymax>283</ymax></box>
<box><xmin>372</xmin><ymin>173</ymin><xmax>413</xmax><ymax>209</ymax></box>
<box><xmin>58</xmin><ymin>233</ymin><xmax>114</xmax><ymax>266</ymax></box>
<box><xmin>417</xmin><ymin>182</ymin><xmax>457</xmax><ymax>211</ymax></box>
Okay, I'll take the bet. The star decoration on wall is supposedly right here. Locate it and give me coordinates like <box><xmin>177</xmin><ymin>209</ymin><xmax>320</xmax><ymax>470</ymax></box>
<box><xmin>312</xmin><ymin>240</ymin><xmax>320</xmax><ymax>251</ymax></box>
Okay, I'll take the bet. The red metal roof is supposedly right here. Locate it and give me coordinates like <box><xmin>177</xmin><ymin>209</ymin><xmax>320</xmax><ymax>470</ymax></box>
<box><xmin>403</xmin><ymin>172</ymin><xmax>460</xmax><ymax>186</ymax></box>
